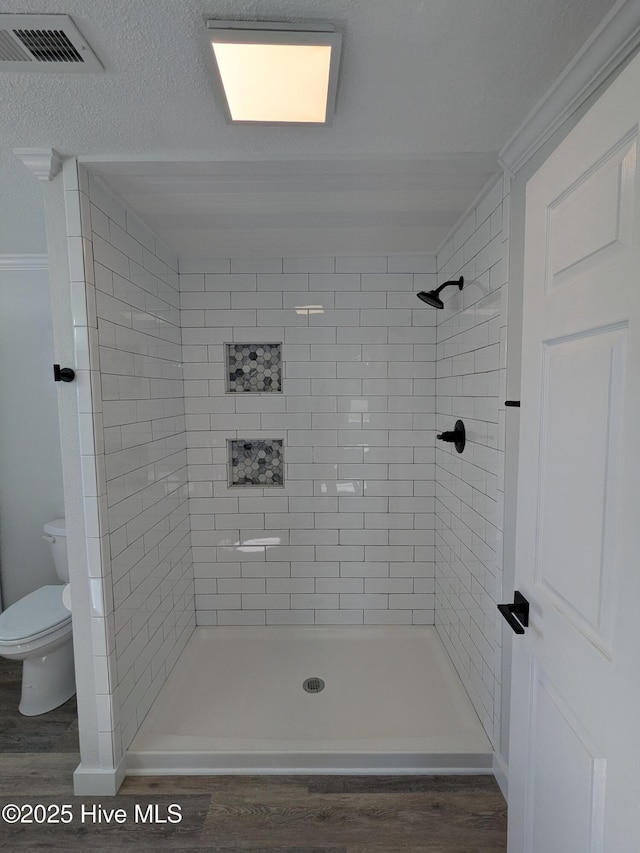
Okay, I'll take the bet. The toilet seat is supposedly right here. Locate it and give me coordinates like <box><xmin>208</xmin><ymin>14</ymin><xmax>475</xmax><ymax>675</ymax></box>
<box><xmin>0</xmin><ymin>585</ymin><xmax>71</xmax><ymax>647</ymax></box>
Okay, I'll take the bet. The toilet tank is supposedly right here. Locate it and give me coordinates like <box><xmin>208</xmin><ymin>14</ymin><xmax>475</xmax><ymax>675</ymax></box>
<box><xmin>43</xmin><ymin>519</ymin><xmax>68</xmax><ymax>582</ymax></box>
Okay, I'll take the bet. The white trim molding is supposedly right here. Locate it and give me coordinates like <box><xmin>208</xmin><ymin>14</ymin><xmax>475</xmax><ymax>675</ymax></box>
<box><xmin>493</xmin><ymin>750</ymin><xmax>509</xmax><ymax>802</ymax></box>
<box><xmin>73</xmin><ymin>759</ymin><xmax>127</xmax><ymax>796</ymax></box>
<box><xmin>14</xmin><ymin>147</ymin><xmax>63</xmax><ymax>182</ymax></box>
<box><xmin>499</xmin><ymin>0</ymin><xmax>640</xmax><ymax>174</ymax></box>
<box><xmin>0</xmin><ymin>254</ymin><xmax>48</xmax><ymax>270</ymax></box>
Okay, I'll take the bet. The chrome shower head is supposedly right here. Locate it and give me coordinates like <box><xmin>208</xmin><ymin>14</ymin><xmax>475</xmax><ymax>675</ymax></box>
<box><xmin>416</xmin><ymin>276</ymin><xmax>464</xmax><ymax>309</ymax></box>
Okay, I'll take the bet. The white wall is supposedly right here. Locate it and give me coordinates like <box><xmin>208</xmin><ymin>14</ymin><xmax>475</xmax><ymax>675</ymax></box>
<box><xmin>57</xmin><ymin>163</ymin><xmax>195</xmax><ymax>789</ymax></box>
<box><xmin>0</xmin><ymin>165</ymin><xmax>48</xmax><ymax>255</ymax></box>
<box><xmin>43</xmin><ymin>164</ymin><xmax>112</xmax><ymax>792</ymax></box>
<box><xmin>181</xmin><ymin>254</ymin><xmax>437</xmax><ymax>626</ymax></box>
<box><xmin>434</xmin><ymin>176</ymin><xmax>509</xmax><ymax>747</ymax></box>
<box><xmin>0</xmin><ymin>263</ymin><xmax>65</xmax><ymax>607</ymax></box>
<box><xmin>83</xmin><ymin>172</ymin><xmax>195</xmax><ymax>753</ymax></box>
<box><xmin>54</xmin><ymin>160</ymin><xmax>505</xmax><ymax>784</ymax></box>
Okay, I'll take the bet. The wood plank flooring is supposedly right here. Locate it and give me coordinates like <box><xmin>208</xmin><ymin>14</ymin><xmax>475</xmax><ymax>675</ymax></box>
<box><xmin>0</xmin><ymin>658</ymin><xmax>507</xmax><ymax>851</ymax></box>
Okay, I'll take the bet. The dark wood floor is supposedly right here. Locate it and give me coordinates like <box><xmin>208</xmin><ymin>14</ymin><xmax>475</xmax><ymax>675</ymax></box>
<box><xmin>0</xmin><ymin>657</ymin><xmax>79</xmax><ymax>754</ymax></box>
<box><xmin>0</xmin><ymin>658</ymin><xmax>507</xmax><ymax>851</ymax></box>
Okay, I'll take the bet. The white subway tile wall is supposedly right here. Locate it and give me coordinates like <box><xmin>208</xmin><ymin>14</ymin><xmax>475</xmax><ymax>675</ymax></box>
<box><xmin>69</xmin><ymin>165</ymin><xmax>508</xmax><ymax>769</ymax></box>
<box><xmin>183</xmin><ymin>257</ymin><xmax>437</xmax><ymax>627</ymax></box>
<box><xmin>63</xmin><ymin>160</ymin><xmax>119</xmax><ymax>770</ymax></box>
<box><xmin>78</xmin><ymin>170</ymin><xmax>195</xmax><ymax>757</ymax></box>
<box><xmin>434</xmin><ymin>176</ymin><xmax>509</xmax><ymax>747</ymax></box>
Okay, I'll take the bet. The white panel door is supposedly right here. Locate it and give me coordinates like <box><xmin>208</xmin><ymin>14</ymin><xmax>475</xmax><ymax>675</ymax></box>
<box><xmin>507</xmin><ymin>52</ymin><xmax>640</xmax><ymax>853</ymax></box>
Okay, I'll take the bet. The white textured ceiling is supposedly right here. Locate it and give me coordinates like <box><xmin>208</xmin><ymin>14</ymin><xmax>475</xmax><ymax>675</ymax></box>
<box><xmin>0</xmin><ymin>0</ymin><xmax>617</xmax><ymax>256</ymax></box>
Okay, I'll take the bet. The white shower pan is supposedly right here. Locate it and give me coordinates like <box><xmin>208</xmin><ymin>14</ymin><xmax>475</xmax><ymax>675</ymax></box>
<box><xmin>127</xmin><ymin>625</ymin><xmax>492</xmax><ymax>775</ymax></box>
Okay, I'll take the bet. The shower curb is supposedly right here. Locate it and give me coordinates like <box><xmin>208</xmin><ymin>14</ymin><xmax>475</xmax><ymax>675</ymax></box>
<box><xmin>125</xmin><ymin>750</ymin><xmax>494</xmax><ymax>776</ymax></box>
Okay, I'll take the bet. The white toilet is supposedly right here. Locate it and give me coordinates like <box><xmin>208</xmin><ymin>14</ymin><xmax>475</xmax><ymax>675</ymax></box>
<box><xmin>0</xmin><ymin>519</ymin><xmax>75</xmax><ymax>716</ymax></box>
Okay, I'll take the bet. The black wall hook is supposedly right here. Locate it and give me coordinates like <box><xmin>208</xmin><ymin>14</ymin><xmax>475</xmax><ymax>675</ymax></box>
<box><xmin>53</xmin><ymin>364</ymin><xmax>75</xmax><ymax>383</ymax></box>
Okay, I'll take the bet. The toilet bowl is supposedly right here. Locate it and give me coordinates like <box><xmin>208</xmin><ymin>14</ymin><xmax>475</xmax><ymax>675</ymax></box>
<box><xmin>0</xmin><ymin>520</ymin><xmax>75</xmax><ymax>716</ymax></box>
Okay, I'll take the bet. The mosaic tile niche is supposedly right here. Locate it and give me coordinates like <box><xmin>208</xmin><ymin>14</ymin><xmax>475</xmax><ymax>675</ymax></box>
<box><xmin>229</xmin><ymin>439</ymin><xmax>284</xmax><ymax>487</ymax></box>
<box><xmin>226</xmin><ymin>343</ymin><xmax>282</xmax><ymax>393</ymax></box>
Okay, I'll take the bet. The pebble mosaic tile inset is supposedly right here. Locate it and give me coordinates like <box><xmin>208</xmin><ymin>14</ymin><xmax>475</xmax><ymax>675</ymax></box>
<box><xmin>229</xmin><ymin>439</ymin><xmax>284</xmax><ymax>487</ymax></box>
<box><xmin>226</xmin><ymin>343</ymin><xmax>282</xmax><ymax>393</ymax></box>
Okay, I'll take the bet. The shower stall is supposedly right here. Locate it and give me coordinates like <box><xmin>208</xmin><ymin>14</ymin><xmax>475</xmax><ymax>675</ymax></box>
<box><xmin>127</xmin><ymin>626</ymin><xmax>490</xmax><ymax>774</ymax></box>
<box><xmin>48</xmin><ymin>159</ymin><xmax>508</xmax><ymax>792</ymax></box>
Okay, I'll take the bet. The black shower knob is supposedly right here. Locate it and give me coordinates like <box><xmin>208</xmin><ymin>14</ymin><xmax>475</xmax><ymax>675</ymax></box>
<box><xmin>437</xmin><ymin>419</ymin><xmax>466</xmax><ymax>453</ymax></box>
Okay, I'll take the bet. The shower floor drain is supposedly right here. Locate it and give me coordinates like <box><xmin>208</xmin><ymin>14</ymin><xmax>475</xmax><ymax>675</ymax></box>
<box><xmin>303</xmin><ymin>677</ymin><xmax>325</xmax><ymax>693</ymax></box>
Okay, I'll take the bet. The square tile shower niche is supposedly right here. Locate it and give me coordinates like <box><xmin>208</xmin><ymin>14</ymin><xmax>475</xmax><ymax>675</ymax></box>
<box><xmin>229</xmin><ymin>439</ymin><xmax>284</xmax><ymax>487</ymax></box>
<box><xmin>226</xmin><ymin>343</ymin><xmax>282</xmax><ymax>393</ymax></box>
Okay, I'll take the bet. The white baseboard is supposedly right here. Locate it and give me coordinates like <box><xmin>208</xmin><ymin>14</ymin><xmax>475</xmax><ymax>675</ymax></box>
<box><xmin>73</xmin><ymin>757</ymin><xmax>126</xmax><ymax>796</ymax></box>
<box><xmin>493</xmin><ymin>751</ymin><xmax>509</xmax><ymax>801</ymax></box>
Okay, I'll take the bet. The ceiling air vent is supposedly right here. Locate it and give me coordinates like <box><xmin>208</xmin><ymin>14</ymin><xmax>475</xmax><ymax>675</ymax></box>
<box><xmin>0</xmin><ymin>14</ymin><xmax>102</xmax><ymax>72</ymax></box>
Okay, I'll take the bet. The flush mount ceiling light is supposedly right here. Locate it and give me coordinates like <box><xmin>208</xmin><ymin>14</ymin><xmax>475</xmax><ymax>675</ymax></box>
<box><xmin>206</xmin><ymin>20</ymin><xmax>342</xmax><ymax>125</ymax></box>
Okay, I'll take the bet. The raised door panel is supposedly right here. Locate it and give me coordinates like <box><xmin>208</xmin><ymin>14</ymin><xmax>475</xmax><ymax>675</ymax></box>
<box><xmin>526</xmin><ymin>665</ymin><xmax>606</xmax><ymax>853</ymax></box>
<box><xmin>546</xmin><ymin>136</ymin><xmax>635</xmax><ymax>292</ymax></box>
<box><xmin>535</xmin><ymin>325</ymin><xmax>626</xmax><ymax>653</ymax></box>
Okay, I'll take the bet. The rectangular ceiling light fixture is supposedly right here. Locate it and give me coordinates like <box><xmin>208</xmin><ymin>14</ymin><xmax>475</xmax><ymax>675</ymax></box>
<box><xmin>206</xmin><ymin>20</ymin><xmax>342</xmax><ymax>125</ymax></box>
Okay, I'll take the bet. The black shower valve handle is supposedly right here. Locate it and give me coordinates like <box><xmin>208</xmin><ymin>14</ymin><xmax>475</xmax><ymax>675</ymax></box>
<box><xmin>436</xmin><ymin>419</ymin><xmax>466</xmax><ymax>453</ymax></box>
